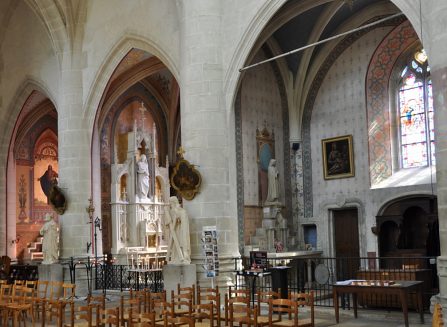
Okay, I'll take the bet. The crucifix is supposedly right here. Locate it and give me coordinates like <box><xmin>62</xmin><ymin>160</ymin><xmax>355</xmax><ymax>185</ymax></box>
<box><xmin>139</xmin><ymin>102</ymin><xmax>147</xmax><ymax>133</ymax></box>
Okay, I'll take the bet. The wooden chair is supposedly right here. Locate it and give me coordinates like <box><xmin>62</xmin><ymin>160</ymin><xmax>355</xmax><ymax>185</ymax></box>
<box><xmin>268</xmin><ymin>298</ymin><xmax>299</xmax><ymax>327</ymax></box>
<box><xmin>195</xmin><ymin>286</ymin><xmax>220</xmax><ymax>327</ymax></box>
<box><xmin>3</xmin><ymin>284</ymin><xmax>35</xmax><ymax>327</ymax></box>
<box><xmin>433</xmin><ymin>303</ymin><xmax>444</xmax><ymax>327</ymax></box>
<box><xmin>65</xmin><ymin>303</ymin><xmax>97</xmax><ymax>327</ymax></box>
<box><xmin>87</xmin><ymin>293</ymin><xmax>106</xmax><ymax>311</ymax></box>
<box><xmin>33</xmin><ymin>280</ymin><xmax>49</xmax><ymax>322</ymax></box>
<box><xmin>289</xmin><ymin>291</ymin><xmax>314</xmax><ymax>327</ymax></box>
<box><xmin>99</xmin><ymin>306</ymin><xmax>120</xmax><ymax>327</ymax></box>
<box><xmin>171</xmin><ymin>290</ymin><xmax>193</xmax><ymax>317</ymax></box>
<box><xmin>129</xmin><ymin>311</ymin><xmax>156</xmax><ymax>327</ymax></box>
<box><xmin>191</xmin><ymin>302</ymin><xmax>213</xmax><ymax>327</ymax></box>
<box><xmin>163</xmin><ymin>312</ymin><xmax>195</xmax><ymax>327</ymax></box>
<box><xmin>177</xmin><ymin>284</ymin><xmax>196</xmax><ymax>305</ymax></box>
<box><xmin>148</xmin><ymin>291</ymin><xmax>168</xmax><ymax>324</ymax></box>
<box><xmin>225</xmin><ymin>294</ymin><xmax>252</xmax><ymax>327</ymax></box>
<box><xmin>121</xmin><ymin>296</ymin><xmax>141</xmax><ymax>326</ymax></box>
<box><xmin>131</xmin><ymin>289</ymin><xmax>149</xmax><ymax>313</ymax></box>
<box><xmin>256</xmin><ymin>289</ymin><xmax>281</xmax><ymax>326</ymax></box>
<box><xmin>46</xmin><ymin>281</ymin><xmax>64</xmax><ymax>323</ymax></box>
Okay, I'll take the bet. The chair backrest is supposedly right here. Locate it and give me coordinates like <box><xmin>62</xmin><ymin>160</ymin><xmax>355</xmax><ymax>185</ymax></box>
<box><xmin>62</xmin><ymin>283</ymin><xmax>76</xmax><ymax>301</ymax></box>
<box><xmin>66</xmin><ymin>303</ymin><xmax>94</xmax><ymax>327</ymax></box>
<box><xmin>192</xmin><ymin>302</ymin><xmax>213</xmax><ymax>327</ymax></box>
<box><xmin>269</xmin><ymin>298</ymin><xmax>299</xmax><ymax>326</ymax></box>
<box><xmin>36</xmin><ymin>280</ymin><xmax>49</xmax><ymax>299</ymax></box>
<box><xmin>178</xmin><ymin>283</ymin><xmax>196</xmax><ymax>305</ymax></box>
<box><xmin>99</xmin><ymin>306</ymin><xmax>120</xmax><ymax>326</ymax></box>
<box><xmin>171</xmin><ymin>289</ymin><xmax>193</xmax><ymax>316</ymax></box>
<box><xmin>88</xmin><ymin>293</ymin><xmax>106</xmax><ymax>310</ymax></box>
<box><xmin>257</xmin><ymin>289</ymin><xmax>281</xmax><ymax>307</ymax></box>
<box><xmin>48</xmin><ymin>281</ymin><xmax>64</xmax><ymax>301</ymax></box>
<box><xmin>228</xmin><ymin>286</ymin><xmax>250</xmax><ymax>298</ymax></box>
<box><xmin>290</xmin><ymin>291</ymin><xmax>314</xmax><ymax>325</ymax></box>
<box><xmin>0</xmin><ymin>283</ymin><xmax>13</xmax><ymax>301</ymax></box>
<box><xmin>433</xmin><ymin>303</ymin><xmax>444</xmax><ymax>327</ymax></box>
<box><xmin>225</xmin><ymin>294</ymin><xmax>251</xmax><ymax>326</ymax></box>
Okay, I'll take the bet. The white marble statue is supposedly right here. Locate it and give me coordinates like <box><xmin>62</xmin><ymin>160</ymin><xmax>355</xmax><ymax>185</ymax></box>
<box><xmin>265</xmin><ymin>159</ymin><xmax>280</xmax><ymax>204</ymax></box>
<box><xmin>136</xmin><ymin>154</ymin><xmax>150</xmax><ymax>201</ymax></box>
<box><xmin>163</xmin><ymin>196</ymin><xmax>191</xmax><ymax>264</ymax></box>
<box><xmin>39</xmin><ymin>214</ymin><xmax>59</xmax><ymax>264</ymax></box>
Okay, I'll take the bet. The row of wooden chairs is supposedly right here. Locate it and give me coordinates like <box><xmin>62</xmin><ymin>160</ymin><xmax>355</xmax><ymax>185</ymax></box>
<box><xmin>0</xmin><ymin>279</ymin><xmax>76</xmax><ymax>327</ymax></box>
<box><xmin>225</xmin><ymin>287</ymin><xmax>314</xmax><ymax>327</ymax></box>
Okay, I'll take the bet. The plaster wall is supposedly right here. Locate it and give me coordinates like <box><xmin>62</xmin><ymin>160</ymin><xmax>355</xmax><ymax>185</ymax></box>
<box><xmin>82</xmin><ymin>0</ymin><xmax>180</xmax><ymax>106</ymax></box>
<box><xmin>0</xmin><ymin>1</ymin><xmax>59</xmax><ymax>114</ymax></box>
<box><xmin>310</xmin><ymin>27</ymin><xmax>433</xmax><ymax>257</ymax></box>
<box><xmin>241</xmin><ymin>52</ymin><xmax>284</xmax><ymax>207</ymax></box>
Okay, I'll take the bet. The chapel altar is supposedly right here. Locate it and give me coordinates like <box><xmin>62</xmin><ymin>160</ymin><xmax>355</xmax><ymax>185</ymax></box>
<box><xmin>109</xmin><ymin>108</ymin><xmax>169</xmax><ymax>266</ymax></box>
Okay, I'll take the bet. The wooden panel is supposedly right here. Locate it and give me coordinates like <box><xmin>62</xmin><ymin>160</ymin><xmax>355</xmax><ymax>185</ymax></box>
<box><xmin>334</xmin><ymin>209</ymin><xmax>360</xmax><ymax>279</ymax></box>
<box><xmin>356</xmin><ymin>269</ymin><xmax>432</xmax><ymax>308</ymax></box>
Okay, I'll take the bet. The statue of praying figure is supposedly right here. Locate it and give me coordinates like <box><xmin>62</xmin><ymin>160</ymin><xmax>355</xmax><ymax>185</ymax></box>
<box><xmin>39</xmin><ymin>214</ymin><xmax>59</xmax><ymax>264</ymax></box>
<box><xmin>136</xmin><ymin>154</ymin><xmax>150</xmax><ymax>201</ymax></box>
<box><xmin>265</xmin><ymin>159</ymin><xmax>280</xmax><ymax>205</ymax></box>
<box><xmin>163</xmin><ymin>196</ymin><xmax>191</xmax><ymax>264</ymax></box>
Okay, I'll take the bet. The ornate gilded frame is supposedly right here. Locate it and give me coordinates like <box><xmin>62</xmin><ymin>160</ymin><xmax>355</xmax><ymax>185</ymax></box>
<box><xmin>322</xmin><ymin>135</ymin><xmax>354</xmax><ymax>180</ymax></box>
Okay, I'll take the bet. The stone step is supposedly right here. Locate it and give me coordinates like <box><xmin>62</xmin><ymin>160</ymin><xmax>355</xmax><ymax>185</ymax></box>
<box><xmin>31</xmin><ymin>252</ymin><xmax>43</xmax><ymax>261</ymax></box>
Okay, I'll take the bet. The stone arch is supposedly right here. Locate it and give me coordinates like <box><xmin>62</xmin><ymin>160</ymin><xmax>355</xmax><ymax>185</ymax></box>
<box><xmin>0</xmin><ymin>81</ymin><xmax>56</xmax><ymax>256</ymax></box>
<box><xmin>84</xmin><ymin>34</ymin><xmax>179</xmax><ymax>133</ymax></box>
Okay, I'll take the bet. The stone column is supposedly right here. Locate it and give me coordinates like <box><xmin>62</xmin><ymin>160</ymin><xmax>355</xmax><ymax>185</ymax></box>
<box><xmin>421</xmin><ymin>0</ymin><xmax>447</xmax><ymax>314</ymax></box>
<box><xmin>57</xmin><ymin>50</ymin><xmax>92</xmax><ymax>258</ymax></box>
<box><xmin>178</xmin><ymin>0</ymin><xmax>240</xmax><ymax>286</ymax></box>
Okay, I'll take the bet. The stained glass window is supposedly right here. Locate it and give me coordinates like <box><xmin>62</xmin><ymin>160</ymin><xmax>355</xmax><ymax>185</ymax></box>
<box><xmin>398</xmin><ymin>56</ymin><xmax>434</xmax><ymax>168</ymax></box>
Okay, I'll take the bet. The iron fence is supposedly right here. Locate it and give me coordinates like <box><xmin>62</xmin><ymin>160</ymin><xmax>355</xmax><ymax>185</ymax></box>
<box><xmin>233</xmin><ymin>255</ymin><xmax>438</xmax><ymax>310</ymax></box>
<box><xmin>95</xmin><ymin>264</ymin><xmax>163</xmax><ymax>292</ymax></box>
<box><xmin>88</xmin><ymin>254</ymin><xmax>438</xmax><ymax>311</ymax></box>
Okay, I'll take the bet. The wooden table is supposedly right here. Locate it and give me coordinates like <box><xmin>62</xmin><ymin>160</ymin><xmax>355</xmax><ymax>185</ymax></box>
<box><xmin>333</xmin><ymin>280</ymin><xmax>424</xmax><ymax>327</ymax></box>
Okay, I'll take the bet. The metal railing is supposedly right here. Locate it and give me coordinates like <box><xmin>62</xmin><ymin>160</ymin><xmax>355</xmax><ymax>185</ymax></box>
<box><xmin>65</xmin><ymin>254</ymin><xmax>438</xmax><ymax>312</ymax></box>
<box><xmin>233</xmin><ymin>255</ymin><xmax>438</xmax><ymax>310</ymax></box>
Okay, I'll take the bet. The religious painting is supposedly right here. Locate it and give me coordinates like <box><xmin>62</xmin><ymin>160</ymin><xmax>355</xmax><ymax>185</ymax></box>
<box><xmin>322</xmin><ymin>135</ymin><xmax>354</xmax><ymax>180</ymax></box>
<box><xmin>170</xmin><ymin>158</ymin><xmax>202</xmax><ymax>200</ymax></box>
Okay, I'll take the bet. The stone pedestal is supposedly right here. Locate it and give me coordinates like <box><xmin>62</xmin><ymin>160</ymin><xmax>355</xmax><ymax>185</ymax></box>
<box><xmin>38</xmin><ymin>263</ymin><xmax>63</xmax><ymax>282</ymax></box>
<box><xmin>163</xmin><ymin>264</ymin><xmax>196</xmax><ymax>300</ymax></box>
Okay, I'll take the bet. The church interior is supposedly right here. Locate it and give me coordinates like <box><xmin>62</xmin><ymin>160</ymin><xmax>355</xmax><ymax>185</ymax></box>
<box><xmin>1</xmin><ymin>0</ymin><xmax>447</xmax><ymax>325</ymax></box>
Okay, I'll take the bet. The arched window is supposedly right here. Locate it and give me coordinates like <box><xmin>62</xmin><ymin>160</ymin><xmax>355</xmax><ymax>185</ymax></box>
<box><xmin>398</xmin><ymin>50</ymin><xmax>434</xmax><ymax>168</ymax></box>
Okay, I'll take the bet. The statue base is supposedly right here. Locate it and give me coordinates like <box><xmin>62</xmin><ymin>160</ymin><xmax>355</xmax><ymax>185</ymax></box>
<box><xmin>163</xmin><ymin>263</ymin><xmax>196</xmax><ymax>300</ymax></box>
<box><xmin>38</xmin><ymin>263</ymin><xmax>63</xmax><ymax>282</ymax></box>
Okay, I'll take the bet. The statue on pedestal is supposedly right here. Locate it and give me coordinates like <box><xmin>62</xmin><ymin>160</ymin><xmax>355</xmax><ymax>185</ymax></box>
<box><xmin>163</xmin><ymin>196</ymin><xmax>191</xmax><ymax>264</ymax></box>
<box><xmin>40</xmin><ymin>214</ymin><xmax>59</xmax><ymax>264</ymax></box>
<box><xmin>136</xmin><ymin>154</ymin><xmax>150</xmax><ymax>201</ymax></box>
<box><xmin>265</xmin><ymin>159</ymin><xmax>280</xmax><ymax>205</ymax></box>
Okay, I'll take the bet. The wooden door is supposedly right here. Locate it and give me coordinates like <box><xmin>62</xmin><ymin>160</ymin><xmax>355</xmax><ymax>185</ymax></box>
<box><xmin>333</xmin><ymin>208</ymin><xmax>360</xmax><ymax>280</ymax></box>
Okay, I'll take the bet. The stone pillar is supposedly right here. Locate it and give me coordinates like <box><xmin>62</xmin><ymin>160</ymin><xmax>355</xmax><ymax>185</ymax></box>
<box><xmin>57</xmin><ymin>50</ymin><xmax>92</xmax><ymax>258</ymax></box>
<box><xmin>178</xmin><ymin>0</ymin><xmax>240</xmax><ymax>286</ymax></box>
<box><xmin>420</xmin><ymin>1</ymin><xmax>447</xmax><ymax>316</ymax></box>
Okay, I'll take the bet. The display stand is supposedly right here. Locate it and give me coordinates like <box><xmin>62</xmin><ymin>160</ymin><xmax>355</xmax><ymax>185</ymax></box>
<box><xmin>201</xmin><ymin>226</ymin><xmax>219</xmax><ymax>287</ymax></box>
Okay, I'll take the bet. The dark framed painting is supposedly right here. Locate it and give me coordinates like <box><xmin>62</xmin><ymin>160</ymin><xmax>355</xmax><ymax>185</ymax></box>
<box><xmin>322</xmin><ymin>135</ymin><xmax>354</xmax><ymax>180</ymax></box>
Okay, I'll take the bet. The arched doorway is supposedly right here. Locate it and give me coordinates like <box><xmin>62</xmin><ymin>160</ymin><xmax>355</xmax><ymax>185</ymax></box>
<box><xmin>377</xmin><ymin>196</ymin><xmax>439</xmax><ymax>265</ymax></box>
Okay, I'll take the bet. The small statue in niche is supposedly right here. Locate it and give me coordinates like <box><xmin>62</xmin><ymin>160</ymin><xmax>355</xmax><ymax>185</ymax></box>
<box><xmin>265</xmin><ymin>159</ymin><xmax>280</xmax><ymax>205</ymax></box>
<box><xmin>136</xmin><ymin>154</ymin><xmax>150</xmax><ymax>202</ymax></box>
